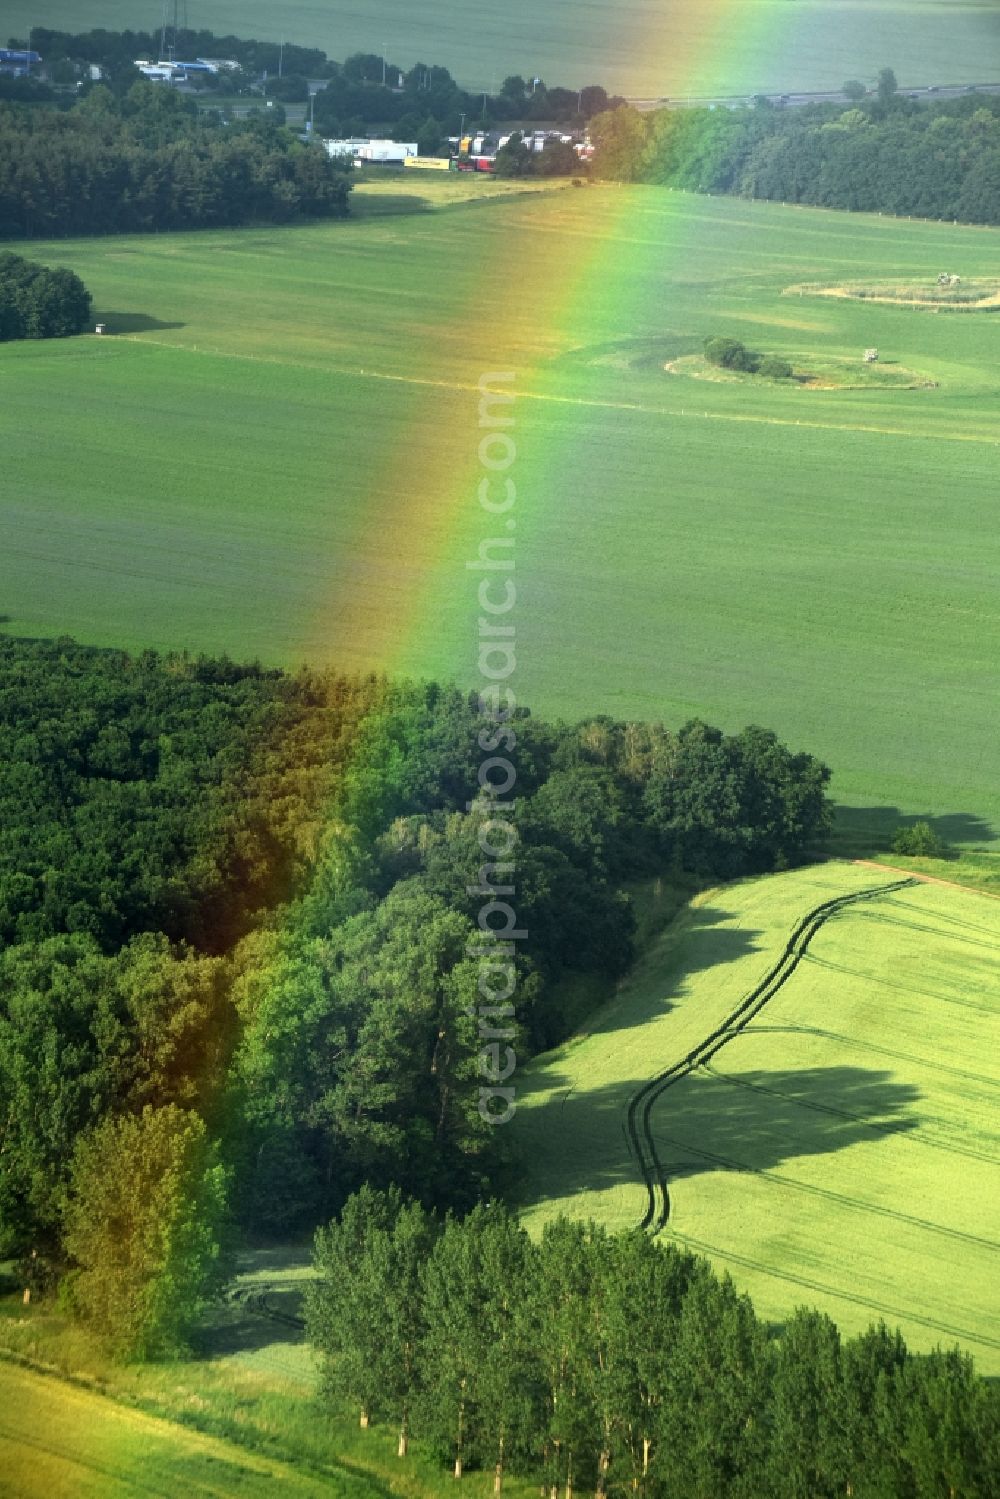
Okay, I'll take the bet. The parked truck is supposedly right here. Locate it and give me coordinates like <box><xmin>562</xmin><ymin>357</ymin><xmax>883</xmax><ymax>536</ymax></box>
<box><xmin>322</xmin><ymin>139</ymin><xmax>418</xmax><ymax>166</ymax></box>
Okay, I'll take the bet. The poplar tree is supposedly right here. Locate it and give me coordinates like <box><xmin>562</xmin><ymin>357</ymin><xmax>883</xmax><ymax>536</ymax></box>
<box><xmin>838</xmin><ymin>1322</ymin><xmax>909</xmax><ymax>1498</ymax></box>
<box><xmin>767</xmin><ymin>1308</ymin><xmax>846</xmax><ymax>1499</ymax></box>
<box><xmin>534</xmin><ymin>1217</ymin><xmax>605</xmax><ymax>1498</ymax></box>
<box><xmin>381</xmin><ymin>1199</ymin><xmax>438</xmax><ymax>1457</ymax></box>
<box><xmin>418</xmin><ymin>1203</ymin><xmax>538</xmax><ymax>1485</ymax></box>
<box><xmin>653</xmin><ymin>1266</ymin><xmax>770</xmax><ymax>1499</ymax></box>
<box><xmin>599</xmin><ymin>1231</ymin><xmax>697</xmax><ymax>1491</ymax></box>
<box><xmin>306</xmin><ymin>1185</ymin><xmax>402</xmax><ymax>1427</ymax></box>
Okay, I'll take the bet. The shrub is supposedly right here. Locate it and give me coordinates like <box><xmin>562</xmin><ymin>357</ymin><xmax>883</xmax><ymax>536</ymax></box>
<box><xmin>759</xmin><ymin>355</ymin><xmax>794</xmax><ymax>380</ymax></box>
<box><xmin>704</xmin><ymin>335</ymin><xmax>760</xmax><ymax>372</ymax></box>
<box><xmin>891</xmin><ymin>820</ymin><xmax>948</xmax><ymax>858</ymax></box>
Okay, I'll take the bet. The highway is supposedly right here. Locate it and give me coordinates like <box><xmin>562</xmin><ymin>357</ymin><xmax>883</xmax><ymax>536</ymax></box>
<box><xmin>626</xmin><ymin>81</ymin><xmax>1000</xmax><ymax>112</ymax></box>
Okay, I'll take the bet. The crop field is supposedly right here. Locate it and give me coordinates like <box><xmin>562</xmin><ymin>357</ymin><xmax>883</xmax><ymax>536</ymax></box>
<box><xmin>514</xmin><ymin>862</ymin><xmax>1000</xmax><ymax>1370</ymax></box>
<box><xmin>0</xmin><ymin>1360</ymin><xmax>374</xmax><ymax>1497</ymax></box>
<box><xmin>2</xmin><ymin>184</ymin><xmax>1000</xmax><ymax>833</ymax></box>
<box><xmin>5</xmin><ymin>0</ymin><xmax>999</xmax><ymax>96</ymax></box>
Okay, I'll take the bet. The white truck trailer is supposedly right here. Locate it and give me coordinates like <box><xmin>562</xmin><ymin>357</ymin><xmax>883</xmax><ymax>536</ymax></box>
<box><xmin>323</xmin><ymin>139</ymin><xmax>417</xmax><ymax>166</ymax></box>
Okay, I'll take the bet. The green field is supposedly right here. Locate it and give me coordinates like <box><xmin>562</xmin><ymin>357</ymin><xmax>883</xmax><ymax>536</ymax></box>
<box><xmin>0</xmin><ymin>1250</ymin><xmax>539</xmax><ymax>1499</ymax></box>
<box><xmin>3</xmin><ymin>181</ymin><xmax>999</xmax><ymax>834</ymax></box>
<box><xmin>0</xmin><ymin>1360</ymin><xmax>371</xmax><ymax>1497</ymax></box>
<box><xmin>514</xmin><ymin>862</ymin><xmax>1000</xmax><ymax>1370</ymax></box>
<box><xmin>5</xmin><ymin>0</ymin><xmax>1000</xmax><ymax>95</ymax></box>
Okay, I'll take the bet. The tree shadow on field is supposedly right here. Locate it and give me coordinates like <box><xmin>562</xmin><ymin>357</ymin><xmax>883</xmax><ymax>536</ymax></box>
<box><xmin>649</xmin><ymin>1064</ymin><xmax>920</xmax><ymax>1190</ymax></box>
<box><xmin>195</xmin><ymin>1302</ymin><xmax>304</xmax><ymax>1360</ymax></box>
<box><xmin>350</xmin><ymin>192</ymin><xmax>432</xmax><ymax>218</ymax></box>
<box><xmin>93</xmin><ymin>311</ymin><xmax>185</xmax><ymax>334</ymax></box>
<box><xmin>550</xmin><ymin>332</ymin><xmax>704</xmax><ymax>373</ymax></box>
<box><xmin>830</xmin><ymin>803</ymin><xmax>996</xmax><ymax>857</ymax></box>
<box><xmin>581</xmin><ymin>901</ymin><xmax>765</xmax><ymax>1040</ymax></box>
<box><xmin>514</xmin><ymin>1063</ymin><xmax>920</xmax><ymax>1218</ymax></box>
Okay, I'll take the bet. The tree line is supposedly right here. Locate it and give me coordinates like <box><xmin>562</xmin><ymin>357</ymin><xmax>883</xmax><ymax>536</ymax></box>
<box><xmin>9</xmin><ymin>25</ymin><xmax>616</xmax><ymax>158</ymax></box>
<box><xmin>20</xmin><ymin>24</ymin><xmax>332</xmax><ymax>90</ymax></box>
<box><xmin>0</xmin><ymin>634</ymin><xmax>829</xmax><ymax>1276</ymax></box>
<box><xmin>589</xmin><ymin>75</ymin><xmax>1000</xmax><ymax>225</ymax></box>
<box><xmin>0</xmin><ymin>82</ymin><xmax>351</xmax><ymax>239</ymax></box>
<box><xmin>8</xmin><ymin>34</ymin><xmax>999</xmax><ymax>224</ymax></box>
<box><xmin>0</xmin><ymin>250</ymin><xmax>90</xmax><ymax>338</ymax></box>
<box><xmin>306</xmin><ymin>1189</ymin><xmax>1000</xmax><ymax>1497</ymax></box>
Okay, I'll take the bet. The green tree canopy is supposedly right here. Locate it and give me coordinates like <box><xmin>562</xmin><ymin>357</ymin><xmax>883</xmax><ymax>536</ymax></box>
<box><xmin>0</xmin><ymin>252</ymin><xmax>91</xmax><ymax>339</ymax></box>
<box><xmin>62</xmin><ymin>1104</ymin><xmax>229</xmax><ymax>1358</ymax></box>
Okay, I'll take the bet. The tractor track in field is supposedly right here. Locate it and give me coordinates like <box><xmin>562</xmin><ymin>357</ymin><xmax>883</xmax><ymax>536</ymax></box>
<box><xmin>650</xmin><ymin>1100</ymin><xmax>1000</xmax><ymax>1253</ymax></box>
<box><xmin>623</xmin><ymin>879</ymin><xmax>918</xmax><ymax>1233</ymax></box>
<box><xmin>802</xmin><ymin>952</ymin><xmax>997</xmax><ymax>1015</ymax></box>
<box><xmin>669</xmin><ymin>1230</ymin><xmax>1000</xmax><ymax>1353</ymax></box>
<box><xmin>228</xmin><ymin>1281</ymin><xmax>306</xmax><ymax>1332</ymax></box>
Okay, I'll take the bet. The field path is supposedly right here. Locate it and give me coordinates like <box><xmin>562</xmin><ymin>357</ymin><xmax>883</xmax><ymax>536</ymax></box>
<box><xmin>228</xmin><ymin>1279</ymin><xmax>306</xmax><ymax>1332</ymax></box>
<box><xmin>626</xmin><ymin>879</ymin><xmax>916</xmax><ymax>1231</ymax></box>
<box><xmin>116</xmin><ymin>337</ymin><xmax>998</xmax><ymax>448</ymax></box>
<box><xmin>853</xmin><ymin>858</ymin><xmax>1000</xmax><ymax>901</ymax></box>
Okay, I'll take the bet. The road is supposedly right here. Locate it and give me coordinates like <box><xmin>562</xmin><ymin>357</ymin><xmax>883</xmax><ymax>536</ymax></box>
<box><xmin>626</xmin><ymin>81</ymin><xmax>1000</xmax><ymax>112</ymax></box>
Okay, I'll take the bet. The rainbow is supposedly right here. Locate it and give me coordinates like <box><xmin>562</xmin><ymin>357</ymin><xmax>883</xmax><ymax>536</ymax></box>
<box><xmin>305</xmin><ymin>1</ymin><xmax>824</xmax><ymax>684</ymax></box>
<box><xmin>7</xmin><ymin>15</ymin><xmax>827</xmax><ymax>1471</ymax></box>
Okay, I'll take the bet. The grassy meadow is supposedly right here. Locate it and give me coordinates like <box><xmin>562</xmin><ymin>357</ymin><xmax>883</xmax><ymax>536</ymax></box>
<box><xmin>514</xmin><ymin>862</ymin><xmax>1000</xmax><ymax>1371</ymax></box>
<box><xmin>0</xmin><ymin>1359</ymin><xmax>367</xmax><ymax>1498</ymax></box>
<box><xmin>3</xmin><ymin>180</ymin><xmax>999</xmax><ymax>835</ymax></box>
<box><xmin>5</xmin><ymin>0</ymin><xmax>1000</xmax><ymax>95</ymax></box>
<box><xmin>0</xmin><ymin>1272</ymin><xmax>540</xmax><ymax>1499</ymax></box>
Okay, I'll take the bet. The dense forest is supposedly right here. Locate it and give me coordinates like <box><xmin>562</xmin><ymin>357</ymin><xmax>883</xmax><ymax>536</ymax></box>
<box><xmin>308</xmin><ymin>1190</ymin><xmax>1000</xmax><ymax>1496</ymax></box>
<box><xmin>0</xmin><ymin>633</ymin><xmax>829</xmax><ymax>1270</ymax></box>
<box><xmin>590</xmin><ymin>75</ymin><xmax>1000</xmax><ymax>224</ymax></box>
<box><xmin>0</xmin><ymin>83</ymin><xmax>351</xmax><ymax>238</ymax></box>
<box><xmin>0</xmin><ymin>250</ymin><xmax>90</xmax><ymax>337</ymax></box>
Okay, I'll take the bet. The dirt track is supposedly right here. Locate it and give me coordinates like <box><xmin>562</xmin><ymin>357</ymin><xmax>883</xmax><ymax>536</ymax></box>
<box><xmin>853</xmin><ymin>859</ymin><xmax>1000</xmax><ymax>901</ymax></box>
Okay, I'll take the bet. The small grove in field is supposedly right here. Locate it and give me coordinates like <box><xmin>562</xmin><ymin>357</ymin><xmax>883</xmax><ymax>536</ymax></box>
<box><xmin>0</xmin><ymin>250</ymin><xmax>90</xmax><ymax>338</ymax></box>
<box><xmin>704</xmin><ymin>337</ymin><xmax>793</xmax><ymax>379</ymax></box>
<box><xmin>669</xmin><ymin>345</ymin><xmax>933</xmax><ymax>390</ymax></box>
<box><xmin>0</xmin><ymin>84</ymin><xmax>352</xmax><ymax>239</ymax></box>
